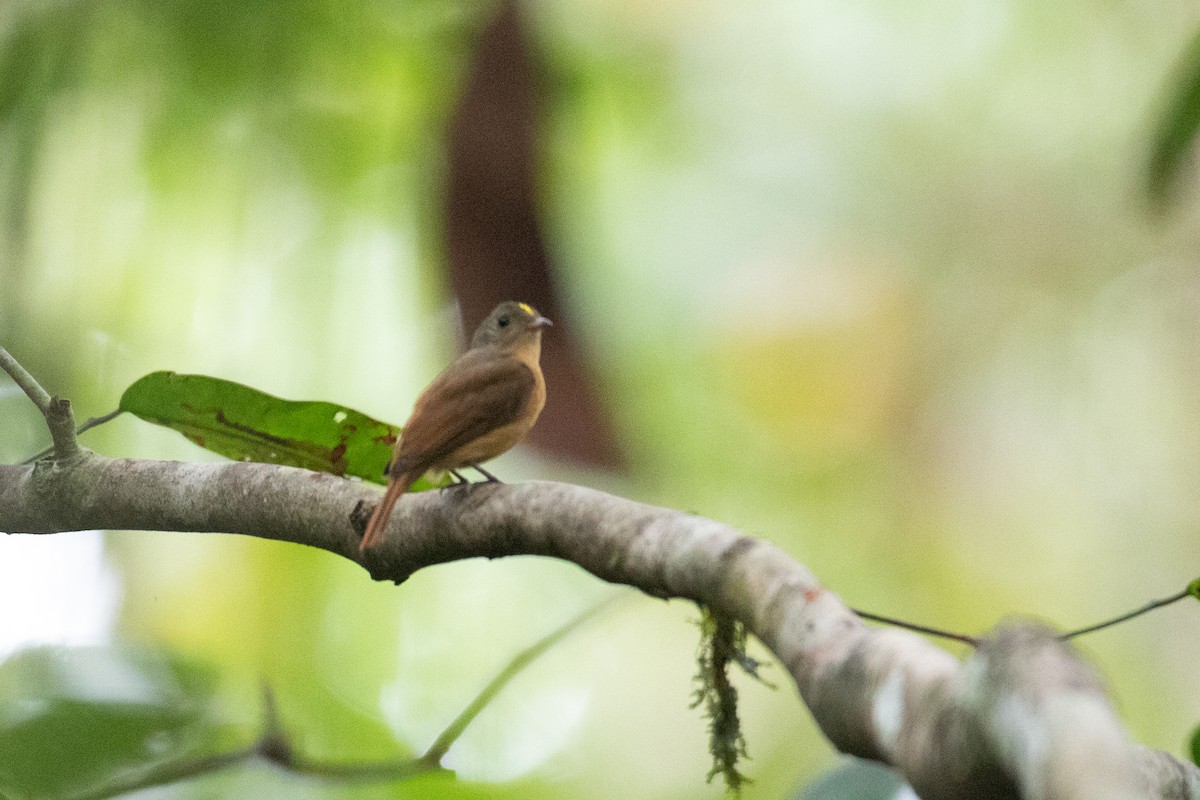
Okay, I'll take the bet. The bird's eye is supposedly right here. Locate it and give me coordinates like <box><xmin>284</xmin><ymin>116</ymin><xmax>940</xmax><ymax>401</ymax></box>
<box><xmin>497</xmin><ymin>316</ymin><xmax>510</xmax><ymax>328</ymax></box>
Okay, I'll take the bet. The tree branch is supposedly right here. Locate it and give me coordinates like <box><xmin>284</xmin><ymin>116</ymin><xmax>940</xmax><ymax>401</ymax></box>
<box><xmin>0</xmin><ymin>452</ymin><xmax>1197</xmax><ymax>799</ymax></box>
<box><xmin>0</xmin><ymin>346</ymin><xmax>81</xmax><ymax>460</ymax></box>
<box><xmin>0</xmin><ymin>346</ymin><xmax>51</xmax><ymax>411</ymax></box>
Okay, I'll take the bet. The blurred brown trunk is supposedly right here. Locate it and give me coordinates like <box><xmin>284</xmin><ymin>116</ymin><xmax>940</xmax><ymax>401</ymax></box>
<box><xmin>444</xmin><ymin>0</ymin><xmax>622</xmax><ymax>470</ymax></box>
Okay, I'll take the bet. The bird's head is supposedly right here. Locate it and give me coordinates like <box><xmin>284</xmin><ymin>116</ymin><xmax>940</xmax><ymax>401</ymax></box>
<box><xmin>471</xmin><ymin>301</ymin><xmax>553</xmax><ymax>349</ymax></box>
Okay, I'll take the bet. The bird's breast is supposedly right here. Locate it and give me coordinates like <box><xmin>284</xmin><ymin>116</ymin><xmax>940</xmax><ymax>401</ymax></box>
<box><xmin>436</xmin><ymin>360</ymin><xmax>545</xmax><ymax>469</ymax></box>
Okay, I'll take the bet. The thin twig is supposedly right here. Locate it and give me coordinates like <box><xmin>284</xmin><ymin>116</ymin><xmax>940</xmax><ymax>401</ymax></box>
<box><xmin>255</xmin><ymin>682</ymin><xmax>450</xmax><ymax>783</ymax></box>
<box><xmin>856</xmin><ymin>584</ymin><xmax>1197</xmax><ymax>645</ymax></box>
<box><xmin>284</xmin><ymin>754</ymin><xmax>446</xmax><ymax>783</ymax></box>
<box><xmin>63</xmin><ymin>746</ymin><xmax>259</xmax><ymax>800</ymax></box>
<box><xmin>0</xmin><ymin>346</ymin><xmax>81</xmax><ymax>459</ymax></box>
<box><xmin>0</xmin><ymin>345</ymin><xmax>51</xmax><ymax>413</ymax></box>
<box><xmin>22</xmin><ymin>408</ymin><xmax>123</xmax><ymax>464</ymax></box>
<box><xmin>851</xmin><ymin>608</ymin><xmax>979</xmax><ymax>646</ymax></box>
<box><xmin>53</xmin><ymin>598</ymin><xmax>623</xmax><ymax>800</ymax></box>
<box><xmin>1059</xmin><ymin>587</ymin><xmax>1194</xmax><ymax>640</ymax></box>
<box><xmin>421</xmin><ymin>593</ymin><xmax>625</xmax><ymax>765</ymax></box>
<box><xmin>249</xmin><ymin>595</ymin><xmax>624</xmax><ymax>782</ymax></box>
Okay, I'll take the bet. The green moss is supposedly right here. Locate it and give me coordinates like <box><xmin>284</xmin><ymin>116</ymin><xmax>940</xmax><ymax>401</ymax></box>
<box><xmin>691</xmin><ymin>606</ymin><xmax>772</xmax><ymax>797</ymax></box>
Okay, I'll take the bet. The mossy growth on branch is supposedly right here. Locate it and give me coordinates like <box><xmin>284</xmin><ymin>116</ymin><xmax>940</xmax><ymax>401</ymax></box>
<box><xmin>691</xmin><ymin>605</ymin><xmax>774</xmax><ymax>796</ymax></box>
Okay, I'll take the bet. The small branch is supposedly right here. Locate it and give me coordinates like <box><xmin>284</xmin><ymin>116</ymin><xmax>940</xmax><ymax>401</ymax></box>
<box><xmin>22</xmin><ymin>408</ymin><xmax>123</xmax><ymax>464</ymax></box>
<box><xmin>59</xmin><ymin>603</ymin><xmax>620</xmax><ymax>800</ymax></box>
<box><xmin>851</xmin><ymin>607</ymin><xmax>979</xmax><ymax>646</ymax></box>
<box><xmin>263</xmin><ymin>596</ymin><xmax>621</xmax><ymax>781</ymax></box>
<box><xmin>0</xmin><ymin>346</ymin><xmax>80</xmax><ymax>460</ymax></box>
<box><xmin>0</xmin><ymin>345</ymin><xmax>51</xmax><ymax>412</ymax></box>
<box><xmin>64</xmin><ymin>746</ymin><xmax>259</xmax><ymax>800</ymax></box>
<box><xmin>256</xmin><ymin>681</ymin><xmax>441</xmax><ymax>782</ymax></box>
<box><xmin>421</xmin><ymin>594</ymin><xmax>623</xmax><ymax>765</ymax></box>
<box><xmin>44</xmin><ymin>395</ymin><xmax>82</xmax><ymax>460</ymax></box>
<box><xmin>1060</xmin><ymin>587</ymin><xmax>1194</xmax><ymax>640</ymax></box>
<box><xmin>280</xmin><ymin>755</ymin><xmax>445</xmax><ymax>783</ymax></box>
<box><xmin>856</xmin><ymin>582</ymin><xmax>1197</xmax><ymax>645</ymax></box>
<box><xmin>61</xmin><ymin>719</ymin><xmax>442</xmax><ymax>800</ymax></box>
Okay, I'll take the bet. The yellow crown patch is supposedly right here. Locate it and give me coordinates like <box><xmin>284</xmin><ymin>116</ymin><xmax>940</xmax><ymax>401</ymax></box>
<box><xmin>518</xmin><ymin>302</ymin><xmax>534</xmax><ymax>316</ymax></box>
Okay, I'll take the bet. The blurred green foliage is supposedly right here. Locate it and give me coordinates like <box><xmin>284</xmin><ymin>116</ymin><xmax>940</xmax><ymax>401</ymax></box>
<box><xmin>1147</xmin><ymin>28</ymin><xmax>1200</xmax><ymax>206</ymax></box>
<box><xmin>0</xmin><ymin>645</ymin><xmax>247</xmax><ymax>800</ymax></box>
<box><xmin>3</xmin><ymin>0</ymin><xmax>1200</xmax><ymax>798</ymax></box>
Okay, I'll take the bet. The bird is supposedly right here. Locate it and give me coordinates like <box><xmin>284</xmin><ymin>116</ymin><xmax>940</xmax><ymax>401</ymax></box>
<box><xmin>359</xmin><ymin>301</ymin><xmax>551</xmax><ymax>551</ymax></box>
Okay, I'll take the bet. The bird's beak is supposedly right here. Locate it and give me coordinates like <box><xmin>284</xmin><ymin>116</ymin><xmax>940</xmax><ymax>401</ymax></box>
<box><xmin>532</xmin><ymin>316</ymin><xmax>553</xmax><ymax>329</ymax></box>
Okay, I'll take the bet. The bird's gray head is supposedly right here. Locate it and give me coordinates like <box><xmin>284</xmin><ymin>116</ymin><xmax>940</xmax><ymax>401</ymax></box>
<box><xmin>470</xmin><ymin>301</ymin><xmax>553</xmax><ymax>349</ymax></box>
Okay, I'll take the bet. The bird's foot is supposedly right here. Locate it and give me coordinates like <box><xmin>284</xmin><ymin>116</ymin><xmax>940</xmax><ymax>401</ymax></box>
<box><xmin>471</xmin><ymin>465</ymin><xmax>503</xmax><ymax>483</ymax></box>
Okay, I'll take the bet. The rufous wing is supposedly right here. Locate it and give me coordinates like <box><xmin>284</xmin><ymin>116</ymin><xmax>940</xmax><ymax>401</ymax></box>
<box><xmin>359</xmin><ymin>352</ymin><xmax>536</xmax><ymax>552</ymax></box>
<box><xmin>397</xmin><ymin>350</ymin><xmax>536</xmax><ymax>470</ymax></box>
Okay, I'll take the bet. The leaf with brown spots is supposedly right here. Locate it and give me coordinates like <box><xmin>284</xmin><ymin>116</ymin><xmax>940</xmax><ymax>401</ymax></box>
<box><xmin>119</xmin><ymin>371</ymin><xmax>442</xmax><ymax>488</ymax></box>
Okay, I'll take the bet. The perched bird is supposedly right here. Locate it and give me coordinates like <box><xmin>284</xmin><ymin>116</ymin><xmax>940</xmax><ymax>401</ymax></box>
<box><xmin>359</xmin><ymin>301</ymin><xmax>551</xmax><ymax>551</ymax></box>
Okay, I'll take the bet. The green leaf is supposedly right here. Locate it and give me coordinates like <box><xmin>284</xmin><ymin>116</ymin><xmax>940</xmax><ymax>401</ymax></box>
<box><xmin>1191</xmin><ymin>724</ymin><xmax>1200</xmax><ymax>767</ymax></box>
<box><xmin>119</xmin><ymin>371</ymin><xmax>440</xmax><ymax>488</ymax></box>
<box><xmin>1147</xmin><ymin>29</ymin><xmax>1200</xmax><ymax>208</ymax></box>
<box><xmin>1188</xmin><ymin>577</ymin><xmax>1200</xmax><ymax>601</ymax></box>
<box><xmin>0</xmin><ymin>645</ymin><xmax>242</xmax><ymax>800</ymax></box>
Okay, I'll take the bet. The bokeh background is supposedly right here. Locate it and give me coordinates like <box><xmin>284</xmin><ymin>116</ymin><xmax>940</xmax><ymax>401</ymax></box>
<box><xmin>3</xmin><ymin>0</ymin><xmax>1200</xmax><ymax>798</ymax></box>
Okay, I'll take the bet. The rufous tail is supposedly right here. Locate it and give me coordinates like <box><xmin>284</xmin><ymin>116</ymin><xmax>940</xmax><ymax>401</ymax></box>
<box><xmin>360</xmin><ymin>471</ymin><xmax>419</xmax><ymax>551</ymax></box>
